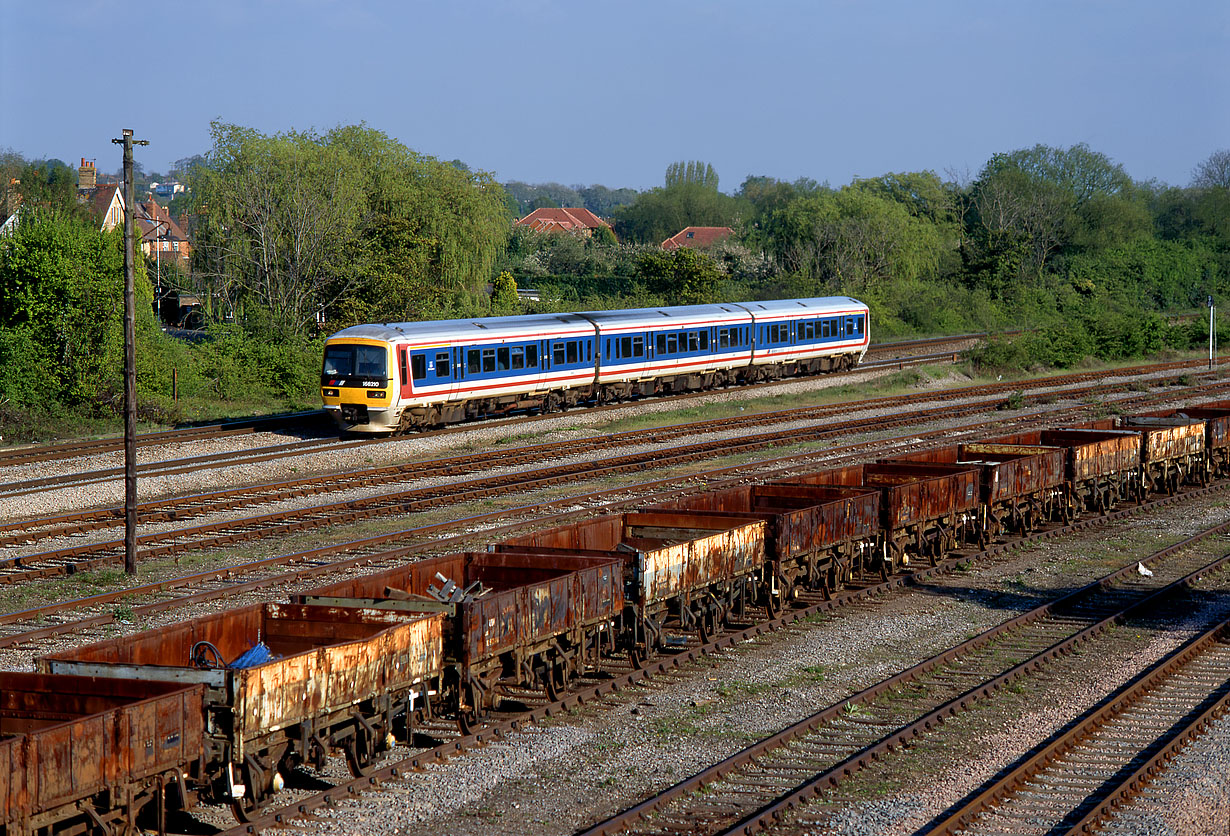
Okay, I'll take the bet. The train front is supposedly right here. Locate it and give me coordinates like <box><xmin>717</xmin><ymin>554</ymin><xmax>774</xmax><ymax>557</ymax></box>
<box><xmin>321</xmin><ymin>328</ymin><xmax>400</xmax><ymax>432</ymax></box>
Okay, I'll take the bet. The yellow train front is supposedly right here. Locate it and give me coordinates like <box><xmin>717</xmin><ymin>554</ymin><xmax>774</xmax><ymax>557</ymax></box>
<box><xmin>320</xmin><ymin>330</ymin><xmax>400</xmax><ymax>432</ymax></box>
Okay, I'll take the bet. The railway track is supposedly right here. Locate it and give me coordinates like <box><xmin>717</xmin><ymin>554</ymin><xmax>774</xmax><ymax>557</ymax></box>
<box><xmin>3</xmin><ymin>373</ymin><xmax>1224</xmax><ymax>589</ymax></box>
<box><xmin>926</xmin><ymin>617</ymin><xmax>1230</xmax><ymax>836</ymax></box>
<box><xmin>573</xmin><ymin>520</ymin><xmax>1230</xmax><ymax>836</ymax></box>
<box><xmin>209</xmin><ymin>488</ymin><xmax>1230</xmax><ymax>836</ymax></box>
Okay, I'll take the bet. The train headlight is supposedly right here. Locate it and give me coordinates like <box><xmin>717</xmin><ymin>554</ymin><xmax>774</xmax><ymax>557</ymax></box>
<box><xmin>366</xmin><ymin>390</ymin><xmax>387</xmax><ymax>399</ymax></box>
<box><xmin>322</xmin><ymin>388</ymin><xmax>340</xmax><ymax>397</ymax></box>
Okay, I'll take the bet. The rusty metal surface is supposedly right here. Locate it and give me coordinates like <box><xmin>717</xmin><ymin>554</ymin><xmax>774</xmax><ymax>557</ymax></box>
<box><xmin>39</xmin><ymin>604</ymin><xmax>443</xmax><ymax>761</ymax></box>
<box><xmin>995</xmin><ymin>428</ymin><xmax>1142</xmax><ymax>483</ymax></box>
<box><xmin>896</xmin><ymin>443</ymin><xmax>1066</xmax><ymax>504</ymax></box>
<box><xmin>0</xmin><ymin>672</ymin><xmax>202</xmax><ymax>825</ymax></box>
<box><xmin>1120</xmin><ymin>416</ymin><xmax>1208</xmax><ymax>464</ymax></box>
<box><xmin>1176</xmin><ymin>401</ymin><xmax>1230</xmax><ymax>450</ymax></box>
<box><xmin>297</xmin><ymin>551</ymin><xmax>623</xmax><ymax>672</ymax></box>
<box><xmin>784</xmin><ymin>462</ymin><xmax>978</xmax><ymax>529</ymax></box>
<box><xmin>645</xmin><ymin>483</ymin><xmax>879</xmax><ymax>560</ymax></box>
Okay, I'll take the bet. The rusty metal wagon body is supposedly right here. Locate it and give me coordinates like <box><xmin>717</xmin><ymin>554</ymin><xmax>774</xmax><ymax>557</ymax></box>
<box><xmin>779</xmin><ymin>462</ymin><xmax>979</xmax><ymax>573</ymax></box>
<box><xmin>1</xmin><ymin>672</ymin><xmax>203</xmax><ymax>836</ymax></box>
<box><xmin>647</xmin><ymin>483</ymin><xmax>881</xmax><ymax>601</ymax></box>
<box><xmin>296</xmin><ymin>551</ymin><xmax>623</xmax><ymax>724</ymax></box>
<box><xmin>1169</xmin><ymin>401</ymin><xmax>1230</xmax><ymax>478</ymax></box>
<box><xmin>893</xmin><ymin>443</ymin><xmax>1068</xmax><ymax>535</ymax></box>
<box><xmin>39</xmin><ymin>603</ymin><xmax>443</xmax><ymax>818</ymax></box>
<box><xmin>499</xmin><ymin>511</ymin><xmax>767</xmax><ymax>656</ymax></box>
<box><xmin>1117</xmin><ymin>415</ymin><xmax>1209</xmax><ymax>493</ymax></box>
<box><xmin>990</xmin><ymin>427</ymin><xmax>1143</xmax><ymax>513</ymax></box>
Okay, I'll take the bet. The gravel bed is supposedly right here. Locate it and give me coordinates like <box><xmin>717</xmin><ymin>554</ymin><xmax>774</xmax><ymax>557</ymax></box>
<box><xmin>266</xmin><ymin>490</ymin><xmax>1230</xmax><ymax>836</ymax></box>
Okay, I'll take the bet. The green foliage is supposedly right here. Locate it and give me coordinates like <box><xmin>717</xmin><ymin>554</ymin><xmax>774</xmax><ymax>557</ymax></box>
<box><xmin>190</xmin><ymin>122</ymin><xmax>510</xmax><ymax>335</ymax></box>
<box><xmin>665</xmin><ymin>160</ymin><xmax>719</xmax><ymax>190</ymax></box>
<box><xmin>491</xmin><ymin>271</ymin><xmax>520</xmax><ymax>315</ymax></box>
<box><xmin>636</xmin><ymin>247</ymin><xmax>723</xmax><ymax>305</ymax></box>
<box><xmin>0</xmin><ymin>209</ymin><xmax>154</xmax><ymax>411</ymax></box>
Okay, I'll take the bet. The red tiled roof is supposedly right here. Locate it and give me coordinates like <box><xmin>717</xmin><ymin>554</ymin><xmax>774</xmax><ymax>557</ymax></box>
<box><xmin>661</xmin><ymin>226</ymin><xmax>734</xmax><ymax>250</ymax></box>
<box><xmin>515</xmin><ymin>207</ymin><xmax>611</xmax><ymax>230</ymax></box>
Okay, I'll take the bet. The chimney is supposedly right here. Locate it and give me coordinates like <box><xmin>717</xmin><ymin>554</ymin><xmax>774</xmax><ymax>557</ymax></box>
<box><xmin>78</xmin><ymin>158</ymin><xmax>97</xmax><ymax>191</ymax></box>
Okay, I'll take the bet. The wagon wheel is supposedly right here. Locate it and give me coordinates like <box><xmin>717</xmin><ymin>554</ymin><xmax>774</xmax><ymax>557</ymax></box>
<box><xmin>628</xmin><ymin>646</ymin><xmax>645</xmax><ymax>670</ymax></box>
<box><xmin>455</xmin><ymin>682</ymin><xmax>487</xmax><ymax>736</ymax></box>
<box><xmin>228</xmin><ymin>761</ymin><xmax>269</xmax><ymax>824</ymax></box>
<box><xmin>543</xmin><ymin>662</ymin><xmax>567</xmax><ymax>703</ymax></box>
<box><xmin>343</xmin><ymin>720</ymin><xmax>376</xmax><ymax>778</ymax></box>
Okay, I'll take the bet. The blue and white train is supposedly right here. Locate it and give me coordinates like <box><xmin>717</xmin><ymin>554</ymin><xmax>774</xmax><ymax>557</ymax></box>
<box><xmin>320</xmin><ymin>297</ymin><xmax>871</xmax><ymax>433</ymax></box>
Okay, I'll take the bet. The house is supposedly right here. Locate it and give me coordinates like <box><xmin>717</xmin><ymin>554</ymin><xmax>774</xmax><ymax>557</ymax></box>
<box><xmin>136</xmin><ymin>195</ymin><xmax>190</xmax><ymax>263</ymax></box>
<box><xmin>661</xmin><ymin>226</ymin><xmax>734</xmax><ymax>251</ymax></box>
<box><xmin>80</xmin><ymin>183</ymin><xmax>125</xmax><ymax>231</ymax></box>
<box><xmin>515</xmin><ymin>207</ymin><xmax>611</xmax><ymax>237</ymax></box>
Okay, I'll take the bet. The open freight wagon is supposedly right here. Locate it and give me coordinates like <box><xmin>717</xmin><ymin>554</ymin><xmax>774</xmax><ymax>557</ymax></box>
<box><xmin>1</xmin><ymin>672</ymin><xmax>203</xmax><ymax>836</ymax></box>
<box><xmin>778</xmin><ymin>462</ymin><xmax>980</xmax><ymax>572</ymax></box>
<box><xmin>497</xmin><ymin>511</ymin><xmax>768</xmax><ymax>662</ymax></box>
<box><xmin>39</xmin><ymin>603</ymin><xmax>443</xmax><ymax>820</ymax></box>
<box><xmin>892</xmin><ymin>443</ymin><xmax>1067</xmax><ymax>536</ymax></box>
<box><xmin>645</xmin><ymin>483</ymin><xmax>881</xmax><ymax>606</ymax></box>
<box><xmin>295</xmin><ymin>551</ymin><xmax>624</xmax><ymax>733</ymax></box>
<box><xmin>989</xmin><ymin>428</ymin><xmax>1142</xmax><ymax>512</ymax></box>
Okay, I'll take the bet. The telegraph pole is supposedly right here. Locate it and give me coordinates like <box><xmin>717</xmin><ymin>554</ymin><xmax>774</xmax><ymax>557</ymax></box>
<box><xmin>112</xmin><ymin>129</ymin><xmax>148</xmax><ymax>576</ymax></box>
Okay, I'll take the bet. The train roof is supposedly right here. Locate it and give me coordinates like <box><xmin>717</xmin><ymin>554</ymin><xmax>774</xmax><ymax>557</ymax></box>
<box><xmin>325</xmin><ymin>297</ymin><xmax>867</xmax><ymax>344</ymax></box>
<box><xmin>326</xmin><ymin>313</ymin><xmax>595</xmax><ymax>344</ymax></box>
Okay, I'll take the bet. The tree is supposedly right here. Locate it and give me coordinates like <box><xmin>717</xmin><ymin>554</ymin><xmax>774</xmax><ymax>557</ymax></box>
<box><xmin>665</xmin><ymin>160</ymin><xmax>719</xmax><ymax>190</ymax></box>
<box><xmin>491</xmin><ymin>271</ymin><xmax>520</xmax><ymax>314</ymax></box>
<box><xmin>1192</xmin><ymin>149</ymin><xmax>1230</xmax><ymax>190</ymax></box>
<box><xmin>636</xmin><ymin>247</ymin><xmax>722</xmax><ymax>304</ymax></box>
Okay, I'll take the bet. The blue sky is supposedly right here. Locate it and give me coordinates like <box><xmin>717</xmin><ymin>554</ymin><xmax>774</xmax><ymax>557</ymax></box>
<box><xmin>1</xmin><ymin>0</ymin><xmax>1226</xmax><ymax>191</ymax></box>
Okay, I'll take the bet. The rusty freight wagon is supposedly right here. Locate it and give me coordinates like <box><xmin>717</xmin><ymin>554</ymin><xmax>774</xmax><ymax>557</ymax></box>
<box><xmin>780</xmin><ymin>462</ymin><xmax>980</xmax><ymax>572</ymax></box>
<box><xmin>990</xmin><ymin>428</ymin><xmax>1142</xmax><ymax>513</ymax></box>
<box><xmin>1116</xmin><ymin>414</ymin><xmax>1210</xmax><ymax>493</ymax></box>
<box><xmin>499</xmin><ymin>511</ymin><xmax>767</xmax><ymax>662</ymax></box>
<box><xmin>39</xmin><ymin>603</ymin><xmax>443</xmax><ymax>820</ymax></box>
<box><xmin>893</xmin><ymin>443</ymin><xmax>1067</xmax><ymax>536</ymax></box>
<box><xmin>295</xmin><ymin>551</ymin><xmax>623</xmax><ymax>733</ymax></box>
<box><xmin>646</xmin><ymin>483</ymin><xmax>880</xmax><ymax>607</ymax></box>
<box><xmin>1</xmin><ymin>672</ymin><xmax>203</xmax><ymax>836</ymax></box>
<box><xmin>1170</xmin><ymin>401</ymin><xmax>1230</xmax><ymax>478</ymax></box>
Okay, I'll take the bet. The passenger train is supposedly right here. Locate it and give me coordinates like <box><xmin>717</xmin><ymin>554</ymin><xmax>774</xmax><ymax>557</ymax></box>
<box><xmin>321</xmin><ymin>297</ymin><xmax>871</xmax><ymax>432</ymax></box>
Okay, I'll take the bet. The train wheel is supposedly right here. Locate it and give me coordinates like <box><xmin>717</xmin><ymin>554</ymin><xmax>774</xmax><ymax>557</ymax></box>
<box><xmin>228</xmin><ymin>761</ymin><xmax>270</xmax><ymax>823</ymax></box>
<box><xmin>455</xmin><ymin>683</ymin><xmax>486</xmax><ymax>736</ymax></box>
<box><xmin>343</xmin><ymin>721</ymin><xmax>376</xmax><ymax>778</ymax></box>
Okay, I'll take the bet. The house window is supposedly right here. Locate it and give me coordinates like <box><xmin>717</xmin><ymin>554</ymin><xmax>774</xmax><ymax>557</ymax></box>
<box><xmin>686</xmin><ymin>231</ymin><xmax>694</xmax><ymax>238</ymax></box>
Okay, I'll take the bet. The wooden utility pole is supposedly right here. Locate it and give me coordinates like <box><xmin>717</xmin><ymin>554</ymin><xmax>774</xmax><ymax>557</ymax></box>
<box><xmin>112</xmin><ymin>129</ymin><xmax>148</xmax><ymax>576</ymax></box>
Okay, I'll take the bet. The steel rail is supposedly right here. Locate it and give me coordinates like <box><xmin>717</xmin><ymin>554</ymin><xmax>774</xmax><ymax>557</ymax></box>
<box><xmin>4</xmin><ymin>372</ymin><xmax>1223</xmax><ymax>584</ymax></box>
<box><xmin>213</xmin><ymin>498</ymin><xmax>1230</xmax><ymax>836</ymax></box>
<box><xmin>574</xmin><ymin>526</ymin><xmax>1230</xmax><ymax>836</ymax></box>
<box><xmin>927</xmin><ymin>618</ymin><xmax>1230</xmax><ymax>836</ymax></box>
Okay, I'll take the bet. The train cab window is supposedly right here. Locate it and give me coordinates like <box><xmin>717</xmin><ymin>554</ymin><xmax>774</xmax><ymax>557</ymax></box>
<box><xmin>497</xmin><ymin>347</ymin><xmax>510</xmax><ymax>371</ymax></box>
<box><xmin>468</xmin><ymin>349</ymin><xmax>481</xmax><ymax>374</ymax></box>
<box><xmin>410</xmin><ymin>353</ymin><xmax>426</xmax><ymax>381</ymax></box>
<box><xmin>553</xmin><ymin>343</ymin><xmax>566</xmax><ymax>366</ymax></box>
<box><xmin>567</xmin><ymin>341</ymin><xmax>578</xmax><ymax>364</ymax></box>
<box><xmin>526</xmin><ymin>345</ymin><xmax>538</xmax><ymax>367</ymax></box>
<box><xmin>511</xmin><ymin>347</ymin><xmax>525</xmax><ymax>370</ymax></box>
<box><xmin>435</xmin><ymin>352</ymin><xmax>450</xmax><ymax>378</ymax></box>
<box><xmin>482</xmin><ymin>348</ymin><xmax>496</xmax><ymax>373</ymax></box>
<box><xmin>855</xmin><ymin>316</ymin><xmax>864</xmax><ymax>335</ymax></box>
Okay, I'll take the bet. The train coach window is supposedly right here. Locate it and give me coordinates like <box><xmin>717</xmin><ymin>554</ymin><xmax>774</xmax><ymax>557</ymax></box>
<box><xmin>666</xmin><ymin>333</ymin><xmax>678</xmax><ymax>354</ymax></box>
<box><xmin>821</xmin><ymin>320</ymin><xmax>831</xmax><ymax>338</ymax></box>
<box><xmin>511</xmin><ymin>347</ymin><xmax>525</xmax><ymax>370</ymax></box>
<box><xmin>482</xmin><ymin>348</ymin><xmax>496</xmax><ymax>373</ymax></box>
<box><xmin>656</xmin><ymin>334</ymin><xmax>667</xmax><ymax>355</ymax></box>
<box><xmin>688</xmin><ymin>332</ymin><xmax>700</xmax><ymax>352</ymax></box>
<box><xmin>411</xmin><ymin>353</ymin><xmax>426</xmax><ymax>381</ymax></box>
<box><xmin>527</xmin><ymin>345</ymin><xmax>538</xmax><ymax>367</ymax></box>
<box><xmin>719</xmin><ymin>329</ymin><xmax>730</xmax><ymax>349</ymax></box>
<box><xmin>497</xmin><ymin>347</ymin><xmax>510</xmax><ymax>371</ymax></box>
<box><xmin>802</xmin><ymin>321</ymin><xmax>815</xmax><ymax>340</ymax></box>
<box><xmin>587</xmin><ymin>341</ymin><xmax>592</xmax><ymax>362</ymax></box>
<box><xmin>620</xmin><ymin>336</ymin><xmax>632</xmax><ymax>359</ymax></box>
<box><xmin>699</xmin><ymin>331</ymin><xmax>708</xmax><ymax>349</ymax></box>
<box><xmin>436</xmin><ymin>352</ymin><xmax>450</xmax><ymax>377</ymax></box>
<box><xmin>468</xmin><ymin>349</ymin><xmax>481</xmax><ymax>374</ymax></box>
<box><xmin>553</xmin><ymin>342</ymin><xmax>566</xmax><ymax>366</ymax></box>
<box><xmin>567</xmin><ymin>341</ymin><xmax>578</xmax><ymax>364</ymax></box>
<box><xmin>632</xmin><ymin>335</ymin><xmax>644</xmax><ymax>356</ymax></box>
